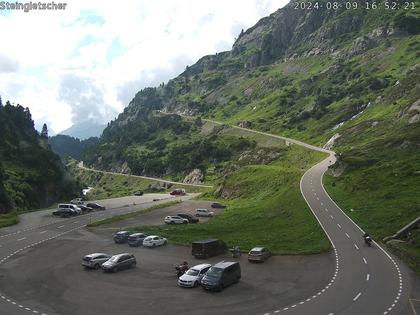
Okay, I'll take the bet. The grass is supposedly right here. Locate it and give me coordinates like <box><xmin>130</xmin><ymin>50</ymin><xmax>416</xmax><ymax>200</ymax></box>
<box><xmin>0</xmin><ymin>211</ymin><xmax>18</xmax><ymax>228</ymax></box>
<box><xmin>70</xmin><ymin>164</ymin><xmax>210</xmax><ymax>200</ymax></box>
<box><xmin>87</xmin><ymin>200</ymin><xmax>181</xmax><ymax>227</ymax></box>
<box><xmin>128</xmin><ymin>146</ymin><xmax>331</xmax><ymax>255</ymax></box>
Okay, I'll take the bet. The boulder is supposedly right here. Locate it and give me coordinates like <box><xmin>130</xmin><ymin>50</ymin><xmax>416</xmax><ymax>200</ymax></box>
<box><xmin>183</xmin><ymin>169</ymin><xmax>204</xmax><ymax>185</ymax></box>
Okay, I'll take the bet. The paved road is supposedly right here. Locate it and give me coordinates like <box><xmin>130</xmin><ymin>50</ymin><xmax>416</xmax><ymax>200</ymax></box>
<box><xmin>0</xmin><ymin>193</ymin><xmax>193</xmax><ymax>315</ymax></box>
<box><xmin>0</xmin><ymin>117</ymin><xmax>416</xmax><ymax>314</ymax></box>
<box><xmin>78</xmin><ymin>162</ymin><xmax>213</xmax><ymax>188</ymax></box>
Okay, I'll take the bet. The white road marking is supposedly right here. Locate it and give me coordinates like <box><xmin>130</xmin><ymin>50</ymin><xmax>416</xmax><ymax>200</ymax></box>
<box><xmin>345</xmin><ymin>233</ymin><xmax>350</xmax><ymax>238</ymax></box>
<box><xmin>337</xmin><ymin>223</ymin><xmax>341</xmax><ymax>229</ymax></box>
<box><xmin>17</xmin><ymin>237</ymin><xmax>26</xmax><ymax>241</ymax></box>
<box><xmin>354</xmin><ymin>244</ymin><xmax>359</xmax><ymax>250</ymax></box>
<box><xmin>40</xmin><ymin>231</ymin><xmax>47</xmax><ymax>234</ymax></box>
<box><xmin>73</xmin><ymin>221</ymin><xmax>79</xmax><ymax>224</ymax></box>
<box><xmin>366</xmin><ymin>274</ymin><xmax>370</xmax><ymax>281</ymax></box>
<box><xmin>363</xmin><ymin>257</ymin><xmax>367</xmax><ymax>264</ymax></box>
<box><xmin>330</xmin><ymin>215</ymin><xmax>334</xmax><ymax>219</ymax></box>
<box><xmin>353</xmin><ymin>292</ymin><xmax>362</xmax><ymax>301</ymax></box>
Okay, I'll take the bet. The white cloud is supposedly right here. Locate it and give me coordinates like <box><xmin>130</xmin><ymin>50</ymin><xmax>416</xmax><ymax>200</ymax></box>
<box><xmin>0</xmin><ymin>0</ymin><xmax>288</xmax><ymax>133</ymax></box>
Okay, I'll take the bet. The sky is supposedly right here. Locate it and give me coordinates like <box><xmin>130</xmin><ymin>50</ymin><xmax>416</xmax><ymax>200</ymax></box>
<box><xmin>0</xmin><ymin>0</ymin><xmax>288</xmax><ymax>133</ymax></box>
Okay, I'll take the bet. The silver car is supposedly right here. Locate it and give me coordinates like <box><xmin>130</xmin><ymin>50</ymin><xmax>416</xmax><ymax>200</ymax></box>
<box><xmin>82</xmin><ymin>253</ymin><xmax>112</xmax><ymax>269</ymax></box>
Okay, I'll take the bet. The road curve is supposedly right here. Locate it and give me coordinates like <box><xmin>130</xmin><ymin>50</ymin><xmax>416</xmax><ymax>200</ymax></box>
<box><xmin>0</xmin><ymin>115</ymin><xmax>413</xmax><ymax>314</ymax></box>
<box><xmin>162</xmin><ymin>112</ymin><xmax>413</xmax><ymax>314</ymax></box>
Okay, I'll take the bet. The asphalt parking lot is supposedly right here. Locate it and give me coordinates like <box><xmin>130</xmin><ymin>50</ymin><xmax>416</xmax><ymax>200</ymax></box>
<box><xmin>0</xmin><ymin>225</ymin><xmax>334</xmax><ymax>315</ymax></box>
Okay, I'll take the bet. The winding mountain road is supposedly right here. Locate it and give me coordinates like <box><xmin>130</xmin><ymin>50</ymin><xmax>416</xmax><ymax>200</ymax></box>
<box><xmin>0</xmin><ymin>116</ymin><xmax>415</xmax><ymax>315</ymax></box>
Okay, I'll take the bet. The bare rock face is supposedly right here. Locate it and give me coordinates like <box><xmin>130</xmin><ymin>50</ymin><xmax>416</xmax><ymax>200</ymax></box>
<box><xmin>323</xmin><ymin>133</ymin><xmax>341</xmax><ymax>150</ymax></box>
<box><xmin>238</xmin><ymin>149</ymin><xmax>281</xmax><ymax>165</ymax></box>
<box><xmin>120</xmin><ymin>161</ymin><xmax>131</xmax><ymax>174</ymax></box>
<box><xmin>183</xmin><ymin>169</ymin><xmax>204</xmax><ymax>185</ymax></box>
<box><xmin>237</xmin><ymin>121</ymin><xmax>252</xmax><ymax>129</ymax></box>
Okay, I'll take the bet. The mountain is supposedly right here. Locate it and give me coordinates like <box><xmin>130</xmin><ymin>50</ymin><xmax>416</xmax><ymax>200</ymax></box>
<box><xmin>59</xmin><ymin>119</ymin><xmax>106</xmax><ymax>140</ymax></box>
<box><xmin>0</xmin><ymin>99</ymin><xmax>81</xmax><ymax>214</ymax></box>
<box><xmin>49</xmin><ymin>135</ymin><xmax>99</xmax><ymax>160</ymax></box>
<box><xmin>83</xmin><ymin>0</ymin><xmax>419</xmax><ymax>268</ymax></box>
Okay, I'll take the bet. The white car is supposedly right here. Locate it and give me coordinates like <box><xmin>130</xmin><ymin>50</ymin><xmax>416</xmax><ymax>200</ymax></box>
<box><xmin>164</xmin><ymin>216</ymin><xmax>189</xmax><ymax>224</ymax></box>
<box><xmin>178</xmin><ymin>264</ymin><xmax>212</xmax><ymax>288</ymax></box>
<box><xmin>195</xmin><ymin>208</ymin><xmax>214</xmax><ymax>217</ymax></box>
<box><xmin>143</xmin><ymin>235</ymin><xmax>167</xmax><ymax>248</ymax></box>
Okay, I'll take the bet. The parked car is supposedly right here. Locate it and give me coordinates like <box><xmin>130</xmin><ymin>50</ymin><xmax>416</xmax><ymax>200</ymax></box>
<box><xmin>70</xmin><ymin>198</ymin><xmax>84</xmax><ymax>205</ymax></box>
<box><xmin>143</xmin><ymin>235</ymin><xmax>167</xmax><ymax>248</ymax></box>
<box><xmin>113</xmin><ymin>231</ymin><xmax>131</xmax><ymax>244</ymax></box>
<box><xmin>86</xmin><ymin>203</ymin><xmax>106</xmax><ymax>210</ymax></box>
<box><xmin>134</xmin><ymin>191</ymin><xmax>144</xmax><ymax>196</ymax></box>
<box><xmin>164</xmin><ymin>215</ymin><xmax>189</xmax><ymax>224</ymax></box>
<box><xmin>201</xmin><ymin>261</ymin><xmax>241</xmax><ymax>291</ymax></box>
<box><xmin>58</xmin><ymin>204</ymin><xmax>82</xmax><ymax>215</ymax></box>
<box><xmin>248</xmin><ymin>247</ymin><xmax>272</xmax><ymax>262</ymax></box>
<box><xmin>178</xmin><ymin>263</ymin><xmax>212</xmax><ymax>288</ymax></box>
<box><xmin>195</xmin><ymin>208</ymin><xmax>214</xmax><ymax>217</ymax></box>
<box><xmin>191</xmin><ymin>239</ymin><xmax>227</xmax><ymax>259</ymax></box>
<box><xmin>177</xmin><ymin>213</ymin><xmax>199</xmax><ymax>223</ymax></box>
<box><xmin>82</xmin><ymin>253</ymin><xmax>112</xmax><ymax>269</ymax></box>
<box><xmin>52</xmin><ymin>208</ymin><xmax>75</xmax><ymax>218</ymax></box>
<box><xmin>79</xmin><ymin>205</ymin><xmax>93</xmax><ymax>213</ymax></box>
<box><xmin>102</xmin><ymin>253</ymin><xmax>136</xmax><ymax>273</ymax></box>
<box><xmin>128</xmin><ymin>233</ymin><xmax>148</xmax><ymax>247</ymax></box>
<box><xmin>170</xmin><ymin>188</ymin><xmax>186</xmax><ymax>196</ymax></box>
<box><xmin>211</xmin><ymin>202</ymin><xmax>226</xmax><ymax>208</ymax></box>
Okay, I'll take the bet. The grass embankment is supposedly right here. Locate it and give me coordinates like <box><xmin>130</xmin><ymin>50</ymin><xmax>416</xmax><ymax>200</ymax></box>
<box><xmin>70</xmin><ymin>163</ymin><xmax>210</xmax><ymax>200</ymax></box>
<box><xmin>0</xmin><ymin>211</ymin><xmax>18</xmax><ymax>228</ymax></box>
<box><xmin>324</xmin><ymin>144</ymin><xmax>420</xmax><ymax>271</ymax></box>
<box><xmin>87</xmin><ymin>200</ymin><xmax>181</xmax><ymax>227</ymax></box>
<box><xmin>129</xmin><ymin>146</ymin><xmax>330</xmax><ymax>255</ymax></box>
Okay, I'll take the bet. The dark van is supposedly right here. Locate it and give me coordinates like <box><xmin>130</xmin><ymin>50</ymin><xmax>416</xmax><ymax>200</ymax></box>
<box><xmin>201</xmin><ymin>261</ymin><xmax>241</xmax><ymax>291</ymax></box>
<box><xmin>191</xmin><ymin>239</ymin><xmax>227</xmax><ymax>259</ymax></box>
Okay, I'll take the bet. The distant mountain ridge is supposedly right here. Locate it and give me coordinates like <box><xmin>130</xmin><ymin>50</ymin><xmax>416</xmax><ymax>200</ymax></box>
<box><xmin>59</xmin><ymin>119</ymin><xmax>106</xmax><ymax>140</ymax></box>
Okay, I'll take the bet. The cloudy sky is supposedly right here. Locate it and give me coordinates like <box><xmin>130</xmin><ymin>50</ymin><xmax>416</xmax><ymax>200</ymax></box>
<box><xmin>0</xmin><ymin>0</ymin><xmax>288</xmax><ymax>133</ymax></box>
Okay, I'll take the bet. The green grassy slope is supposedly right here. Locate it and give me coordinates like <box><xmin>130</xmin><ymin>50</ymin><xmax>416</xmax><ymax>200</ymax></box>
<box><xmin>129</xmin><ymin>145</ymin><xmax>330</xmax><ymax>254</ymax></box>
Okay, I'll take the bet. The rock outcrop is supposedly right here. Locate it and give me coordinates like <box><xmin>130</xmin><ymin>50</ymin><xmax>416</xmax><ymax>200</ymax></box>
<box><xmin>183</xmin><ymin>169</ymin><xmax>204</xmax><ymax>185</ymax></box>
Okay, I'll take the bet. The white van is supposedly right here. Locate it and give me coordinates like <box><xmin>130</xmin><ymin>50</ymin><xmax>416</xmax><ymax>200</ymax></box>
<box><xmin>195</xmin><ymin>208</ymin><xmax>214</xmax><ymax>217</ymax></box>
<box><xmin>58</xmin><ymin>204</ymin><xmax>82</xmax><ymax>215</ymax></box>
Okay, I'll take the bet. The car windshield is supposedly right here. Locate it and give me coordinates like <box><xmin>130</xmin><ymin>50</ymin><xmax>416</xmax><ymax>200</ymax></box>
<box><xmin>205</xmin><ymin>267</ymin><xmax>223</xmax><ymax>279</ymax></box>
<box><xmin>108</xmin><ymin>256</ymin><xmax>119</xmax><ymax>262</ymax></box>
<box><xmin>186</xmin><ymin>269</ymin><xmax>199</xmax><ymax>276</ymax></box>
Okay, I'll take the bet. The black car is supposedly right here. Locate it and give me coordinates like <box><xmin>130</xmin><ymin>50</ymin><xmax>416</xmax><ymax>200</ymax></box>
<box><xmin>177</xmin><ymin>213</ymin><xmax>199</xmax><ymax>223</ymax></box>
<box><xmin>102</xmin><ymin>253</ymin><xmax>136</xmax><ymax>273</ymax></box>
<box><xmin>201</xmin><ymin>261</ymin><xmax>241</xmax><ymax>291</ymax></box>
<box><xmin>128</xmin><ymin>233</ymin><xmax>148</xmax><ymax>246</ymax></box>
<box><xmin>79</xmin><ymin>205</ymin><xmax>93</xmax><ymax>212</ymax></box>
<box><xmin>52</xmin><ymin>208</ymin><xmax>75</xmax><ymax>218</ymax></box>
<box><xmin>86</xmin><ymin>203</ymin><xmax>106</xmax><ymax>210</ymax></box>
<box><xmin>113</xmin><ymin>231</ymin><xmax>131</xmax><ymax>244</ymax></box>
<box><xmin>211</xmin><ymin>202</ymin><xmax>226</xmax><ymax>208</ymax></box>
<box><xmin>191</xmin><ymin>239</ymin><xmax>227</xmax><ymax>259</ymax></box>
<box><xmin>134</xmin><ymin>191</ymin><xmax>144</xmax><ymax>196</ymax></box>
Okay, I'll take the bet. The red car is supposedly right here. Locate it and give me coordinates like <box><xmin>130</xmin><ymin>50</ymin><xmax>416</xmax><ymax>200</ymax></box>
<box><xmin>170</xmin><ymin>189</ymin><xmax>186</xmax><ymax>196</ymax></box>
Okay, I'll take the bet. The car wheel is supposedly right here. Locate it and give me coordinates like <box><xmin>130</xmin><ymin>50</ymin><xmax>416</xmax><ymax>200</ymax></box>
<box><xmin>163</xmin><ymin>240</ymin><xmax>167</xmax><ymax>245</ymax></box>
<box><xmin>183</xmin><ymin>221</ymin><xmax>187</xmax><ymax>224</ymax></box>
<box><xmin>94</xmin><ymin>264</ymin><xmax>100</xmax><ymax>270</ymax></box>
<box><xmin>152</xmin><ymin>243</ymin><xmax>156</xmax><ymax>248</ymax></box>
<box><xmin>132</xmin><ymin>262</ymin><xmax>136</xmax><ymax>268</ymax></box>
<box><xmin>113</xmin><ymin>266</ymin><xmax>118</xmax><ymax>273</ymax></box>
<box><xmin>193</xmin><ymin>281</ymin><xmax>199</xmax><ymax>288</ymax></box>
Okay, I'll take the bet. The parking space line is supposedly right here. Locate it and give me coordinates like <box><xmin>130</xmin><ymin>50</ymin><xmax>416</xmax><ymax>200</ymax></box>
<box><xmin>17</xmin><ymin>237</ymin><xmax>26</xmax><ymax>241</ymax></box>
<box><xmin>353</xmin><ymin>292</ymin><xmax>362</xmax><ymax>301</ymax></box>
